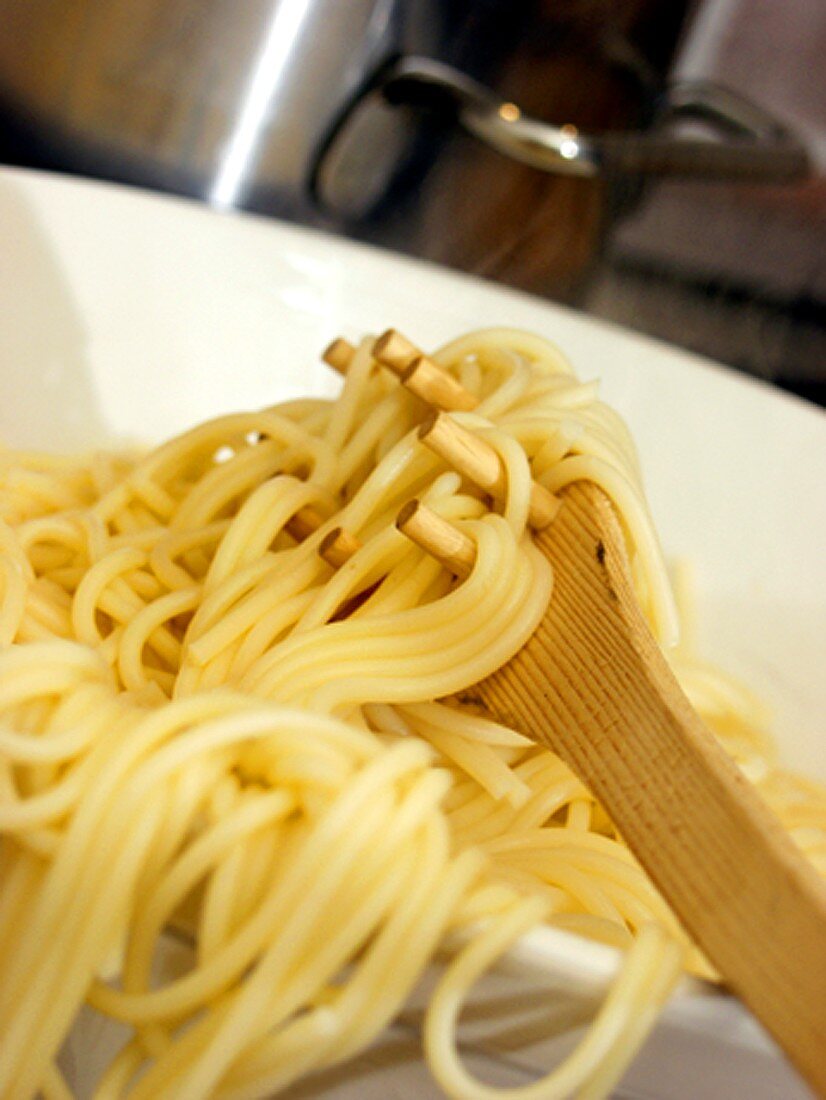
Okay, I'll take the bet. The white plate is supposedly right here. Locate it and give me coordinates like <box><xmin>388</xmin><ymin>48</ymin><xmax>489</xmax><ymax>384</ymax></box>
<box><xmin>1</xmin><ymin>167</ymin><xmax>823</xmax><ymax>1099</ymax></box>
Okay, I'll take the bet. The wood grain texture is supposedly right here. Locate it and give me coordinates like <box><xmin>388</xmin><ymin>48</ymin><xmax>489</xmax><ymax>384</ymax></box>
<box><xmin>476</xmin><ymin>481</ymin><xmax>826</xmax><ymax>1095</ymax></box>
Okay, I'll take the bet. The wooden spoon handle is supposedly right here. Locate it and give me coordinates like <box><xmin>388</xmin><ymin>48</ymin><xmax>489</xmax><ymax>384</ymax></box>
<box><xmin>478</xmin><ymin>482</ymin><xmax>826</xmax><ymax>1094</ymax></box>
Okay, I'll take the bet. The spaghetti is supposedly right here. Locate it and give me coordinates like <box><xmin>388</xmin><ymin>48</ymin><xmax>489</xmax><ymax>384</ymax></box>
<box><xmin>0</xmin><ymin>329</ymin><xmax>823</xmax><ymax>1099</ymax></box>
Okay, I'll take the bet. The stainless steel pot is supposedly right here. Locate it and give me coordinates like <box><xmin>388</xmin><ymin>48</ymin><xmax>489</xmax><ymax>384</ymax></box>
<box><xmin>0</xmin><ymin>0</ymin><xmax>446</xmax><ymax>217</ymax></box>
<box><xmin>0</xmin><ymin>0</ymin><xmax>807</xmax><ymax>219</ymax></box>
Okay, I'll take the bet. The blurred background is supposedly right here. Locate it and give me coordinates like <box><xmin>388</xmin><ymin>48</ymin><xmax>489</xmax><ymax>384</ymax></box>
<box><xmin>0</xmin><ymin>0</ymin><xmax>823</xmax><ymax>404</ymax></box>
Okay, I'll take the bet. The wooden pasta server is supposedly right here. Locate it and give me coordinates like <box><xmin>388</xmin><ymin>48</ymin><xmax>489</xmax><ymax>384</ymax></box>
<box><xmin>326</xmin><ymin>330</ymin><xmax>826</xmax><ymax>1096</ymax></box>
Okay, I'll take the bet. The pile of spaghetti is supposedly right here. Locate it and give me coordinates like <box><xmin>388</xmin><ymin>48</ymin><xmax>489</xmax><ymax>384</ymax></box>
<box><xmin>1</xmin><ymin>329</ymin><xmax>824</xmax><ymax>1100</ymax></box>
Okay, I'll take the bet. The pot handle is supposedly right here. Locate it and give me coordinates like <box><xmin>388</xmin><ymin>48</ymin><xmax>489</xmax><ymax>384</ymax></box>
<box><xmin>380</xmin><ymin>56</ymin><xmax>809</xmax><ymax>181</ymax></box>
<box><xmin>311</xmin><ymin>55</ymin><xmax>808</xmax><ymax>216</ymax></box>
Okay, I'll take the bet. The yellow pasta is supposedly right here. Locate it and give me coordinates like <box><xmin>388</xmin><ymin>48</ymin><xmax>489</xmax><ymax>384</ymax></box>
<box><xmin>0</xmin><ymin>329</ymin><xmax>823</xmax><ymax>1099</ymax></box>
